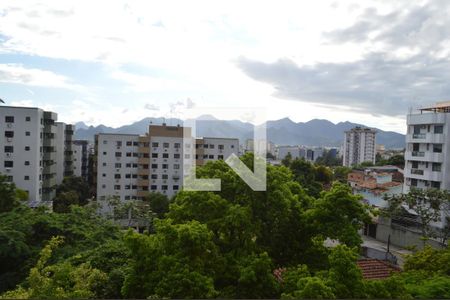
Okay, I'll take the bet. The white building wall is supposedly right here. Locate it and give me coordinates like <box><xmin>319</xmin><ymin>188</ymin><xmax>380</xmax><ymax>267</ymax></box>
<box><xmin>343</xmin><ymin>128</ymin><xmax>376</xmax><ymax>167</ymax></box>
<box><xmin>73</xmin><ymin>144</ymin><xmax>83</xmax><ymax>177</ymax></box>
<box><xmin>0</xmin><ymin>107</ymin><xmax>42</xmax><ymax>203</ymax></box>
<box><xmin>55</xmin><ymin>123</ymin><xmax>65</xmax><ymax>185</ymax></box>
<box><xmin>96</xmin><ymin>134</ymin><xmax>140</xmax><ymax>203</ymax></box>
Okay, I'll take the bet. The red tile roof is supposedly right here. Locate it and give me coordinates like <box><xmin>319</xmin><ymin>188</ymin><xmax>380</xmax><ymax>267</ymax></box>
<box><xmin>357</xmin><ymin>259</ymin><xmax>401</xmax><ymax>280</ymax></box>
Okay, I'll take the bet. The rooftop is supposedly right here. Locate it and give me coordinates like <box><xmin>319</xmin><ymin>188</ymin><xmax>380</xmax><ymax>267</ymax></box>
<box><xmin>357</xmin><ymin>259</ymin><xmax>401</xmax><ymax>280</ymax></box>
<box><xmin>419</xmin><ymin>101</ymin><xmax>450</xmax><ymax>113</ymax></box>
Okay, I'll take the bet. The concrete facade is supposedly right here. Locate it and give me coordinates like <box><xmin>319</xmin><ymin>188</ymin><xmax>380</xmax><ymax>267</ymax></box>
<box><xmin>343</xmin><ymin>127</ymin><xmax>377</xmax><ymax>167</ymax></box>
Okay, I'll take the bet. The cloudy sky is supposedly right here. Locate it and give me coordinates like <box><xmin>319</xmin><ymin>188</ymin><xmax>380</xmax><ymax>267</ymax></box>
<box><xmin>0</xmin><ymin>0</ymin><xmax>448</xmax><ymax>133</ymax></box>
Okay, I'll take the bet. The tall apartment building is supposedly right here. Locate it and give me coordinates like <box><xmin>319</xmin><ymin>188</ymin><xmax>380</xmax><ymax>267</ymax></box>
<box><xmin>73</xmin><ymin>140</ymin><xmax>89</xmax><ymax>181</ymax></box>
<box><xmin>55</xmin><ymin>123</ymin><xmax>74</xmax><ymax>184</ymax></box>
<box><xmin>0</xmin><ymin>106</ymin><xmax>73</xmax><ymax>206</ymax></box>
<box><xmin>95</xmin><ymin>124</ymin><xmax>239</xmax><ymax>202</ymax></box>
<box><xmin>343</xmin><ymin>127</ymin><xmax>377</xmax><ymax>167</ymax></box>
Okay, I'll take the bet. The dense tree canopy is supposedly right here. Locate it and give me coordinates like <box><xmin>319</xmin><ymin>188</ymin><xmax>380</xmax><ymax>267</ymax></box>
<box><xmin>1</xmin><ymin>154</ymin><xmax>450</xmax><ymax>299</ymax></box>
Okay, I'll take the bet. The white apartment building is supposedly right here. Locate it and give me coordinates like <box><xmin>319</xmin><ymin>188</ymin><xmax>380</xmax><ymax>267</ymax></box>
<box><xmin>0</xmin><ymin>106</ymin><xmax>73</xmax><ymax>206</ymax></box>
<box><xmin>245</xmin><ymin>139</ymin><xmax>276</xmax><ymax>156</ymax></box>
<box><xmin>343</xmin><ymin>127</ymin><xmax>377</xmax><ymax>167</ymax></box>
<box><xmin>95</xmin><ymin>124</ymin><xmax>239</xmax><ymax>203</ymax></box>
<box><xmin>55</xmin><ymin>123</ymin><xmax>74</xmax><ymax>184</ymax></box>
<box><xmin>277</xmin><ymin>146</ymin><xmax>304</xmax><ymax>160</ymax></box>
<box><xmin>73</xmin><ymin>140</ymin><xmax>89</xmax><ymax>180</ymax></box>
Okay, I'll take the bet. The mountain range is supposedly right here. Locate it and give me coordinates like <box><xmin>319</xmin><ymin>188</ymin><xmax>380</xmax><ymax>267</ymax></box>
<box><xmin>74</xmin><ymin>117</ymin><xmax>405</xmax><ymax>149</ymax></box>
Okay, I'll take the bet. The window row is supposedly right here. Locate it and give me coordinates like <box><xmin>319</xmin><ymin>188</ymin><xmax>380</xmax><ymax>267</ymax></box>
<box><xmin>5</xmin><ymin>116</ymin><xmax>32</xmax><ymax>123</ymax></box>
<box><xmin>105</xmin><ymin>184</ymin><xmax>179</xmax><ymax>191</ymax></box>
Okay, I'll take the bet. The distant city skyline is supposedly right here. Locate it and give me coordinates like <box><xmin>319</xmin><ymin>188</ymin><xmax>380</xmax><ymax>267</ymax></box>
<box><xmin>1</xmin><ymin>1</ymin><xmax>449</xmax><ymax>134</ymax></box>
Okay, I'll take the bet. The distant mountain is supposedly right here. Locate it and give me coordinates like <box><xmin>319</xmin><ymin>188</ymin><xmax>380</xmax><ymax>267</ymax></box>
<box><xmin>74</xmin><ymin>117</ymin><xmax>405</xmax><ymax>149</ymax></box>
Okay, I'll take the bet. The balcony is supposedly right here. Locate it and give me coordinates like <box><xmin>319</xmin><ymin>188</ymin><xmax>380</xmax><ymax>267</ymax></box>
<box><xmin>137</xmin><ymin>179</ymin><xmax>149</xmax><ymax>186</ymax></box>
<box><xmin>43</xmin><ymin>124</ymin><xmax>57</xmax><ymax>134</ymax></box>
<box><xmin>411</xmin><ymin>169</ymin><xmax>424</xmax><ymax>175</ymax></box>
<box><xmin>43</xmin><ymin>139</ymin><xmax>56</xmax><ymax>147</ymax></box>
<box><xmin>406</xmin><ymin>133</ymin><xmax>445</xmax><ymax>144</ymax></box>
<box><xmin>137</xmin><ymin>168</ymin><xmax>149</xmax><ymax>176</ymax></box>
<box><xmin>407</xmin><ymin>113</ymin><xmax>447</xmax><ymax>125</ymax></box>
<box><xmin>43</xmin><ymin>164</ymin><xmax>56</xmax><ymax>175</ymax></box>
<box><xmin>405</xmin><ymin>151</ymin><xmax>443</xmax><ymax>162</ymax></box>
<box><xmin>137</xmin><ymin>190</ymin><xmax>149</xmax><ymax>197</ymax></box>
<box><xmin>42</xmin><ymin>177</ymin><xmax>57</xmax><ymax>188</ymax></box>
<box><xmin>406</xmin><ymin>169</ymin><xmax>443</xmax><ymax>182</ymax></box>
<box><xmin>138</xmin><ymin>157</ymin><xmax>150</xmax><ymax>164</ymax></box>
<box><xmin>138</xmin><ymin>147</ymin><xmax>150</xmax><ymax>154</ymax></box>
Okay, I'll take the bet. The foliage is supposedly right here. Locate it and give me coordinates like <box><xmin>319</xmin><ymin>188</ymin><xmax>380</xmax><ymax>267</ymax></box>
<box><xmin>315</xmin><ymin>149</ymin><xmax>342</xmax><ymax>167</ymax></box>
<box><xmin>144</xmin><ymin>192</ymin><xmax>170</xmax><ymax>219</ymax></box>
<box><xmin>53</xmin><ymin>176</ymin><xmax>90</xmax><ymax>212</ymax></box>
<box><xmin>333</xmin><ymin>166</ymin><xmax>352</xmax><ymax>183</ymax></box>
<box><xmin>2</xmin><ymin>237</ymin><xmax>108</xmax><ymax>299</ymax></box>
<box><xmin>385</xmin><ymin>188</ymin><xmax>450</xmax><ymax>243</ymax></box>
<box><xmin>0</xmin><ymin>174</ymin><xmax>23</xmax><ymax>213</ymax></box>
<box><xmin>307</xmin><ymin>183</ymin><xmax>373</xmax><ymax>247</ymax></box>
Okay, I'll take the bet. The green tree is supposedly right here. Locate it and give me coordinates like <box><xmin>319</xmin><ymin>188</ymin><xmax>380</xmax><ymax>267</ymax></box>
<box><xmin>385</xmin><ymin>188</ymin><xmax>450</xmax><ymax>244</ymax></box>
<box><xmin>281</xmin><ymin>152</ymin><xmax>293</xmax><ymax>167</ymax></box>
<box><xmin>0</xmin><ymin>174</ymin><xmax>23</xmax><ymax>213</ymax></box>
<box><xmin>122</xmin><ymin>219</ymin><xmax>219</xmax><ymax>299</ymax></box>
<box><xmin>144</xmin><ymin>192</ymin><xmax>170</xmax><ymax>219</ymax></box>
<box><xmin>53</xmin><ymin>177</ymin><xmax>90</xmax><ymax>212</ymax></box>
<box><xmin>307</xmin><ymin>183</ymin><xmax>372</xmax><ymax>247</ymax></box>
<box><xmin>333</xmin><ymin>166</ymin><xmax>352</xmax><ymax>183</ymax></box>
<box><xmin>1</xmin><ymin>237</ymin><xmax>108</xmax><ymax>299</ymax></box>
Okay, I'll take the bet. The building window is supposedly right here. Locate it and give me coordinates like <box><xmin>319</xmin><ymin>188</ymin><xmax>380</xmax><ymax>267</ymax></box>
<box><xmin>24</xmin><ymin>176</ymin><xmax>29</xmax><ymax>180</ymax></box>
<box><xmin>26</xmin><ymin>116</ymin><xmax>31</xmax><ymax>122</ymax></box>
<box><xmin>125</xmin><ymin>174</ymin><xmax>131</xmax><ymax>179</ymax></box>
<box><xmin>102</xmin><ymin>184</ymin><xmax>106</xmax><ymax>189</ymax></box>
<box><xmin>218</xmin><ymin>155</ymin><xmax>224</xmax><ymax>160</ymax></box>
<box><xmin>25</xmin><ymin>146</ymin><xmax>30</xmax><ymax>151</ymax></box>
<box><xmin>152</xmin><ymin>142</ymin><xmax>159</xmax><ymax>147</ymax></box>
<box><xmin>126</xmin><ymin>152</ymin><xmax>132</xmax><ymax>157</ymax></box>
<box><xmin>133</xmin><ymin>163</ymin><xmax>138</xmax><ymax>168</ymax></box>
<box><xmin>431</xmin><ymin>181</ymin><xmax>441</xmax><ymax>189</ymax></box>
<box><xmin>432</xmin><ymin>163</ymin><xmax>442</xmax><ymax>172</ymax></box>
<box><xmin>203</xmin><ymin>154</ymin><xmax>208</xmax><ymax>159</ymax></box>
<box><xmin>163</xmin><ymin>142</ymin><xmax>169</xmax><ymax>148</ymax></box>
<box><xmin>4</xmin><ymin>161</ymin><xmax>13</xmax><ymax>168</ymax></box>
<box><xmin>163</xmin><ymin>153</ymin><xmax>169</xmax><ymax>158</ymax></box>
<box><xmin>209</xmin><ymin>144</ymin><xmax>215</xmax><ymax>149</ymax></box>
<box><xmin>184</xmin><ymin>154</ymin><xmax>190</xmax><ymax>159</ymax></box>
<box><xmin>132</xmin><ymin>142</ymin><xmax>138</xmax><ymax>146</ymax></box>
<box><xmin>115</xmin><ymin>163</ymin><xmax>122</xmax><ymax>168</ymax></box>
<box><xmin>114</xmin><ymin>185</ymin><xmax>121</xmax><ymax>190</ymax></box>
<box><xmin>115</xmin><ymin>152</ymin><xmax>122</xmax><ymax>157</ymax></box>
<box><xmin>5</xmin><ymin>116</ymin><xmax>14</xmax><ymax>123</ymax></box>
<box><xmin>102</xmin><ymin>173</ymin><xmax>106</xmax><ymax>177</ymax></box>
<box><xmin>25</xmin><ymin>161</ymin><xmax>30</xmax><ymax>165</ymax></box>
<box><xmin>5</xmin><ymin>131</ymin><xmax>14</xmax><ymax>138</ymax></box>
<box><xmin>126</xmin><ymin>141</ymin><xmax>132</xmax><ymax>146</ymax></box>
<box><xmin>218</xmin><ymin>145</ymin><xmax>224</xmax><ymax>150</ymax></box>
<box><xmin>116</xmin><ymin>141</ymin><xmax>122</xmax><ymax>147</ymax></box>
<box><xmin>203</xmin><ymin>144</ymin><xmax>209</xmax><ymax>149</ymax></box>
<box><xmin>433</xmin><ymin>144</ymin><xmax>442</xmax><ymax>153</ymax></box>
<box><xmin>151</xmin><ymin>185</ymin><xmax>157</xmax><ymax>190</ymax></box>
<box><xmin>173</xmin><ymin>185</ymin><xmax>179</xmax><ymax>190</ymax></box>
<box><xmin>209</xmin><ymin>155</ymin><xmax>214</xmax><ymax>159</ymax></box>
<box><xmin>174</xmin><ymin>153</ymin><xmax>180</xmax><ymax>159</ymax></box>
<box><xmin>174</xmin><ymin>143</ymin><xmax>180</xmax><ymax>148</ymax></box>
<box><xmin>231</xmin><ymin>145</ymin><xmax>235</xmax><ymax>148</ymax></box>
<box><xmin>126</xmin><ymin>163</ymin><xmax>131</xmax><ymax>168</ymax></box>
<box><xmin>125</xmin><ymin>185</ymin><xmax>131</xmax><ymax>190</ymax></box>
<box><xmin>151</xmin><ymin>174</ymin><xmax>158</xmax><ymax>179</ymax></box>
<box><xmin>152</xmin><ymin>153</ymin><xmax>158</xmax><ymax>158</ymax></box>
<box><xmin>25</xmin><ymin>131</ymin><xmax>30</xmax><ymax>136</ymax></box>
<box><xmin>103</xmin><ymin>152</ymin><xmax>107</xmax><ymax>155</ymax></box>
<box><xmin>434</xmin><ymin>125</ymin><xmax>444</xmax><ymax>134</ymax></box>
<box><xmin>411</xmin><ymin>178</ymin><xmax>418</xmax><ymax>187</ymax></box>
<box><xmin>125</xmin><ymin>195</ymin><xmax>131</xmax><ymax>200</ymax></box>
<box><xmin>132</xmin><ymin>185</ymin><xmax>137</xmax><ymax>190</ymax></box>
<box><xmin>162</xmin><ymin>185</ymin><xmax>168</xmax><ymax>190</ymax></box>
<box><xmin>412</xmin><ymin>161</ymin><xmax>418</xmax><ymax>169</ymax></box>
<box><xmin>162</xmin><ymin>174</ymin><xmax>168</xmax><ymax>179</ymax></box>
<box><xmin>103</xmin><ymin>162</ymin><xmax>107</xmax><ymax>166</ymax></box>
<box><xmin>162</xmin><ymin>164</ymin><xmax>168</xmax><ymax>169</ymax></box>
<box><xmin>174</xmin><ymin>164</ymin><xmax>180</xmax><ymax>169</ymax></box>
<box><xmin>132</xmin><ymin>174</ymin><xmax>138</xmax><ymax>179</ymax></box>
<box><xmin>103</xmin><ymin>140</ymin><xmax>108</xmax><ymax>144</ymax></box>
<box><xmin>114</xmin><ymin>174</ymin><xmax>121</xmax><ymax>179</ymax></box>
<box><xmin>151</xmin><ymin>164</ymin><xmax>158</xmax><ymax>169</ymax></box>
<box><xmin>4</xmin><ymin>146</ymin><xmax>13</xmax><ymax>153</ymax></box>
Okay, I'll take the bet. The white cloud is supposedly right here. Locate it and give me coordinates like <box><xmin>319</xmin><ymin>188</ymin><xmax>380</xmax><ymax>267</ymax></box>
<box><xmin>0</xmin><ymin>63</ymin><xmax>79</xmax><ymax>90</ymax></box>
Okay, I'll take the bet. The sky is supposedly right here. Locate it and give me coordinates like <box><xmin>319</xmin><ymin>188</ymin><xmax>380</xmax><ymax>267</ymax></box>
<box><xmin>0</xmin><ymin>0</ymin><xmax>449</xmax><ymax>134</ymax></box>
